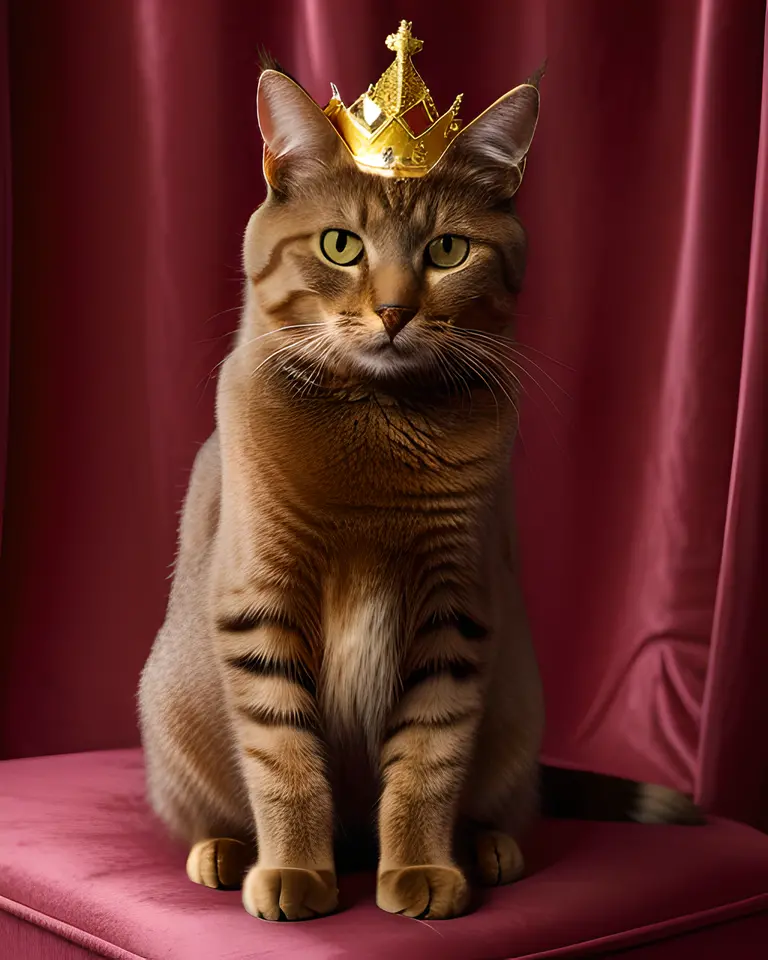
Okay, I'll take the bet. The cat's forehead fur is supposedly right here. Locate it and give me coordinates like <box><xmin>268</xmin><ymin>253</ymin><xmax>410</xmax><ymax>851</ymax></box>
<box><xmin>279</xmin><ymin>160</ymin><xmax>502</xmax><ymax>214</ymax></box>
<box><xmin>261</xmin><ymin>163</ymin><xmax>519</xmax><ymax>260</ymax></box>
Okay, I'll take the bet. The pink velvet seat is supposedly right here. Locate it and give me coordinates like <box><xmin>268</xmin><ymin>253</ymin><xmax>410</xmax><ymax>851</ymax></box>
<box><xmin>0</xmin><ymin>750</ymin><xmax>767</xmax><ymax>959</ymax></box>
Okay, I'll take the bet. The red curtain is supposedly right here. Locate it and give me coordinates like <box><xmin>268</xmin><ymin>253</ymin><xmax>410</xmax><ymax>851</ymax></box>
<box><xmin>0</xmin><ymin>0</ymin><xmax>8</xmax><ymax>548</ymax></box>
<box><xmin>1</xmin><ymin>1</ymin><xmax>766</xmax><ymax>830</ymax></box>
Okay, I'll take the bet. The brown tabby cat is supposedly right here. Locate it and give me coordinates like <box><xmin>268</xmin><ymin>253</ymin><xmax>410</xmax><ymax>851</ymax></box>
<box><xmin>139</xmin><ymin>59</ymin><xmax>700</xmax><ymax>923</ymax></box>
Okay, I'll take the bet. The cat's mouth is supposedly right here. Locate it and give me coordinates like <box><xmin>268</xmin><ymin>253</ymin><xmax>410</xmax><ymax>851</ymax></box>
<box><xmin>367</xmin><ymin>330</ymin><xmax>410</xmax><ymax>353</ymax></box>
<box><xmin>357</xmin><ymin>326</ymin><xmax>423</xmax><ymax>364</ymax></box>
<box><xmin>346</xmin><ymin>327</ymin><xmax>442</xmax><ymax>383</ymax></box>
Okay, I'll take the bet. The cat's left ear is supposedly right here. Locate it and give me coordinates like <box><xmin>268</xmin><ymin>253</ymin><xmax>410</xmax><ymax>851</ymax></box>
<box><xmin>257</xmin><ymin>69</ymin><xmax>345</xmax><ymax>190</ymax></box>
<box><xmin>450</xmin><ymin>82</ymin><xmax>540</xmax><ymax>194</ymax></box>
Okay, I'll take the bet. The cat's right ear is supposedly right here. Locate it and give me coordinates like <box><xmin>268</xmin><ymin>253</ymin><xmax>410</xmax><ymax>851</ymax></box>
<box><xmin>257</xmin><ymin>70</ymin><xmax>345</xmax><ymax>190</ymax></box>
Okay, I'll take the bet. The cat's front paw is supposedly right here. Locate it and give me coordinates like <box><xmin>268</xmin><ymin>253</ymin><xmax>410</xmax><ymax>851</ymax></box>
<box><xmin>377</xmin><ymin>865</ymin><xmax>469</xmax><ymax>919</ymax></box>
<box><xmin>242</xmin><ymin>866</ymin><xmax>338</xmax><ymax>921</ymax></box>
<box><xmin>186</xmin><ymin>838</ymin><xmax>251</xmax><ymax>889</ymax></box>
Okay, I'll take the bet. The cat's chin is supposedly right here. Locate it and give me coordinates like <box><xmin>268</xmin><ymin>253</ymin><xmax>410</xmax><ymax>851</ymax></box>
<box><xmin>348</xmin><ymin>347</ymin><xmax>433</xmax><ymax>383</ymax></box>
<box><xmin>347</xmin><ymin>332</ymin><xmax>436</xmax><ymax>382</ymax></box>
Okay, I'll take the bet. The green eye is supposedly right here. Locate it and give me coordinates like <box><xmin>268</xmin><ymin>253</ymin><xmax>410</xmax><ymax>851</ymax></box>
<box><xmin>320</xmin><ymin>228</ymin><xmax>364</xmax><ymax>266</ymax></box>
<box><xmin>426</xmin><ymin>234</ymin><xmax>470</xmax><ymax>269</ymax></box>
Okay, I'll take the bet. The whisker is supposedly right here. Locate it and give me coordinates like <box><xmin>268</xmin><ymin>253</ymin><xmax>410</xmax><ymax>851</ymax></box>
<box><xmin>457</xmin><ymin>329</ymin><xmax>571</xmax><ymax>401</ymax></box>
<box><xmin>202</xmin><ymin>305</ymin><xmax>244</xmax><ymax>327</ymax></box>
<box><xmin>460</xmin><ymin>341</ymin><xmax>565</xmax><ymax>452</ymax></box>
<box><xmin>197</xmin><ymin>352</ymin><xmax>234</xmax><ymax>393</ymax></box>
<box><xmin>453</xmin><ymin>351</ymin><xmax>498</xmax><ymax>427</ymax></box>
<box><xmin>247</xmin><ymin>321</ymin><xmax>327</xmax><ymax>344</ymax></box>
<box><xmin>454</xmin><ymin>333</ymin><xmax>569</xmax><ymax>419</ymax></box>
<box><xmin>464</xmin><ymin>350</ymin><xmax>519</xmax><ymax>413</ymax></box>
<box><xmin>195</xmin><ymin>328</ymin><xmax>238</xmax><ymax>347</ymax></box>
<box><xmin>443</xmin><ymin>335</ymin><xmax>558</xmax><ymax>455</ymax></box>
<box><xmin>250</xmin><ymin>332</ymin><xmax>329</xmax><ymax>379</ymax></box>
<box><xmin>445</xmin><ymin>332</ymin><xmax>524</xmax><ymax>398</ymax></box>
<box><xmin>456</xmin><ymin>340</ymin><xmax>527</xmax><ymax>400</ymax></box>
<box><xmin>512</xmin><ymin>340</ymin><xmax>575</xmax><ymax>371</ymax></box>
<box><xmin>465</xmin><ymin>342</ymin><xmax>560</xmax><ymax>434</ymax></box>
<box><xmin>196</xmin><ymin>322</ymin><xmax>327</xmax><ymax>392</ymax></box>
<box><xmin>437</xmin><ymin>342</ymin><xmax>474</xmax><ymax>411</ymax></box>
<box><xmin>425</xmin><ymin>337</ymin><xmax>472</xmax><ymax>408</ymax></box>
<box><xmin>456</xmin><ymin>328</ymin><xmax>573</xmax><ymax>401</ymax></box>
<box><xmin>441</xmin><ymin>335</ymin><xmax>511</xmax><ymax>428</ymax></box>
<box><xmin>505</xmin><ymin>348</ymin><xmax>572</xmax><ymax>402</ymax></box>
<box><xmin>293</xmin><ymin>336</ymin><xmax>338</xmax><ymax>398</ymax></box>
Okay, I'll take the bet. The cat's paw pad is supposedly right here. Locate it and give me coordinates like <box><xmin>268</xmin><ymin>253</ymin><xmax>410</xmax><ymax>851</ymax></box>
<box><xmin>474</xmin><ymin>830</ymin><xmax>524</xmax><ymax>886</ymax></box>
<box><xmin>186</xmin><ymin>838</ymin><xmax>251</xmax><ymax>889</ymax></box>
<box><xmin>242</xmin><ymin>866</ymin><xmax>338</xmax><ymax>921</ymax></box>
<box><xmin>377</xmin><ymin>865</ymin><xmax>469</xmax><ymax>919</ymax></box>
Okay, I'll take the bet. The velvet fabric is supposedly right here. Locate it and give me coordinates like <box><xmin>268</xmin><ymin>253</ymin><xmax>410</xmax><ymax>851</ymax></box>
<box><xmin>0</xmin><ymin>912</ymin><xmax>103</xmax><ymax>960</ymax></box>
<box><xmin>0</xmin><ymin>0</ymin><xmax>767</xmax><ymax>823</ymax></box>
<box><xmin>0</xmin><ymin>750</ymin><xmax>767</xmax><ymax>959</ymax></box>
<box><xmin>0</xmin><ymin>0</ymin><xmax>9</xmax><ymax>550</ymax></box>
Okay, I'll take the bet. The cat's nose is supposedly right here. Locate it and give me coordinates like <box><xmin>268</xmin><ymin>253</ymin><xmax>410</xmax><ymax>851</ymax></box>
<box><xmin>376</xmin><ymin>305</ymin><xmax>417</xmax><ymax>341</ymax></box>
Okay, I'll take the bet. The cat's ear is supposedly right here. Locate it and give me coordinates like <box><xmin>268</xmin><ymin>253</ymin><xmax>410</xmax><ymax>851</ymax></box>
<box><xmin>257</xmin><ymin>69</ymin><xmax>345</xmax><ymax>189</ymax></box>
<box><xmin>450</xmin><ymin>83</ymin><xmax>540</xmax><ymax>194</ymax></box>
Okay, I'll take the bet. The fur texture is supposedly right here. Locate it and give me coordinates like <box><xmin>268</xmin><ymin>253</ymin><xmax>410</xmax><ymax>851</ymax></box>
<box><xmin>139</xmin><ymin>66</ymin><xmax>699</xmax><ymax>923</ymax></box>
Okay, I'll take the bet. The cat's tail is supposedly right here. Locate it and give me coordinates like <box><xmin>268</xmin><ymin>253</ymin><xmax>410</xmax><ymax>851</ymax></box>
<box><xmin>539</xmin><ymin>764</ymin><xmax>705</xmax><ymax>825</ymax></box>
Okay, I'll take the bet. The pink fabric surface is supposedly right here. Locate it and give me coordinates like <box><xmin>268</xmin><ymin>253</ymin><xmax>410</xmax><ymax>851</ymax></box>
<box><xmin>1</xmin><ymin>750</ymin><xmax>767</xmax><ymax>960</ymax></box>
<box><xmin>1</xmin><ymin>0</ymin><xmax>767</xmax><ymax>825</ymax></box>
<box><xmin>2</xmin><ymin>892</ymin><xmax>767</xmax><ymax>960</ymax></box>
<box><xmin>572</xmin><ymin>913</ymin><xmax>768</xmax><ymax>960</ymax></box>
<box><xmin>0</xmin><ymin>910</ymin><xmax>104</xmax><ymax>960</ymax></box>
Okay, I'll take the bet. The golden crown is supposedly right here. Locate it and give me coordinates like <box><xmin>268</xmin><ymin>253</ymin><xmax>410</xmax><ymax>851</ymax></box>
<box><xmin>323</xmin><ymin>21</ymin><xmax>464</xmax><ymax>178</ymax></box>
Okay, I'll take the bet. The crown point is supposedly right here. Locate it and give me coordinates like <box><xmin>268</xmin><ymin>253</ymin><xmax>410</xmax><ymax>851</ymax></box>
<box><xmin>386</xmin><ymin>20</ymin><xmax>423</xmax><ymax>57</ymax></box>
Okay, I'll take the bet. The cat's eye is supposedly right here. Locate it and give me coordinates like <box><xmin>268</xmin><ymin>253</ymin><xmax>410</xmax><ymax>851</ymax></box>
<box><xmin>320</xmin><ymin>229</ymin><xmax>365</xmax><ymax>267</ymax></box>
<box><xmin>425</xmin><ymin>234</ymin><xmax>470</xmax><ymax>269</ymax></box>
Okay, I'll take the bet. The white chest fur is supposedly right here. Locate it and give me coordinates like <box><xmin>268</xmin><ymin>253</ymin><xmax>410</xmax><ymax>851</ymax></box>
<box><xmin>320</xmin><ymin>587</ymin><xmax>401</xmax><ymax>756</ymax></box>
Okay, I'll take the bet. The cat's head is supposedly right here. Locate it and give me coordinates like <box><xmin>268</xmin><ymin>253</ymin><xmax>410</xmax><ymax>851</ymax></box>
<box><xmin>242</xmin><ymin>67</ymin><xmax>540</xmax><ymax>392</ymax></box>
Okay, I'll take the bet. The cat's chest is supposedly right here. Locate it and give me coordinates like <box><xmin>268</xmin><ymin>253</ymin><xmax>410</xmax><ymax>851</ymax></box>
<box><xmin>268</xmin><ymin>394</ymin><xmax>504</xmax><ymax>515</ymax></box>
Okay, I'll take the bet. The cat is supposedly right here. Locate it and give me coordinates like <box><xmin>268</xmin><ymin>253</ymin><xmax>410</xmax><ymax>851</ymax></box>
<box><xmin>139</xmin><ymin>61</ymin><xmax>700</xmax><ymax>923</ymax></box>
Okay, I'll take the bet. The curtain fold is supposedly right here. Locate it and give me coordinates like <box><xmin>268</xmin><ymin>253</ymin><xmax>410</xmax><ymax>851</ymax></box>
<box><xmin>0</xmin><ymin>0</ymin><xmax>9</xmax><ymax>550</ymax></box>
<box><xmin>0</xmin><ymin>0</ymin><xmax>766</xmax><ymax>828</ymax></box>
<box><xmin>698</xmin><ymin>5</ymin><xmax>768</xmax><ymax>830</ymax></box>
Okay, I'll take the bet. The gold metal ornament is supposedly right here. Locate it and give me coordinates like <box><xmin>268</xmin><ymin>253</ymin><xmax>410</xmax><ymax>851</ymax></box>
<box><xmin>323</xmin><ymin>20</ymin><xmax>465</xmax><ymax>178</ymax></box>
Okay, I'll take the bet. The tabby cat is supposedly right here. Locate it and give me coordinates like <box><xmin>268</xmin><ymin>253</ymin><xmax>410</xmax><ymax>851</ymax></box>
<box><xmin>139</xmin><ymin>58</ymin><xmax>700</xmax><ymax>923</ymax></box>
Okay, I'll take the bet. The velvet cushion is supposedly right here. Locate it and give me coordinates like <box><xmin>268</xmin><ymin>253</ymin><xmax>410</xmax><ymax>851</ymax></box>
<box><xmin>1</xmin><ymin>750</ymin><xmax>767</xmax><ymax>959</ymax></box>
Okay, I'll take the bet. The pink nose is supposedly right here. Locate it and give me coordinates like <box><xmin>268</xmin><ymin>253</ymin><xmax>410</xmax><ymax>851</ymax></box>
<box><xmin>376</xmin><ymin>305</ymin><xmax>417</xmax><ymax>341</ymax></box>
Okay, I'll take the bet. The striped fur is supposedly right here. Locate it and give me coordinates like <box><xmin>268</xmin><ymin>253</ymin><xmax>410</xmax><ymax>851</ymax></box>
<box><xmin>139</xmin><ymin>68</ymin><xmax>699</xmax><ymax>924</ymax></box>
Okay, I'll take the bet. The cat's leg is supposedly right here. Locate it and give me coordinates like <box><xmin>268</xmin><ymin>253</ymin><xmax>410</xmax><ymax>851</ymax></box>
<box><xmin>141</xmin><ymin>681</ymin><xmax>255</xmax><ymax>891</ymax></box>
<box><xmin>459</xmin><ymin>620</ymin><xmax>544</xmax><ymax>887</ymax></box>
<box><xmin>375</xmin><ymin>616</ymin><xmax>490</xmax><ymax>919</ymax></box>
<box><xmin>459</xmin><ymin>725</ymin><xmax>539</xmax><ymax>888</ymax></box>
<box><xmin>216</xmin><ymin>614</ymin><xmax>338</xmax><ymax>921</ymax></box>
<box><xmin>140</xmin><ymin>635</ymin><xmax>256</xmax><ymax>893</ymax></box>
<box><xmin>139</xmin><ymin>434</ymin><xmax>258</xmax><ymax>890</ymax></box>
